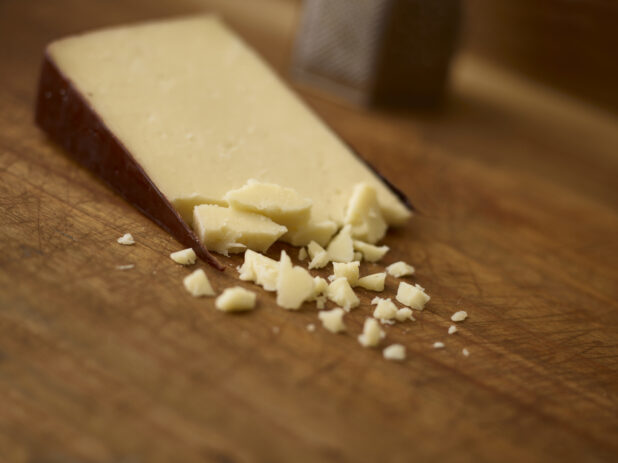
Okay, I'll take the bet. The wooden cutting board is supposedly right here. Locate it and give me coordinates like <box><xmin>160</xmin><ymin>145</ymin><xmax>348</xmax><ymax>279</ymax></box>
<box><xmin>1</xmin><ymin>1</ymin><xmax>617</xmax><ymax>462</ymax></box>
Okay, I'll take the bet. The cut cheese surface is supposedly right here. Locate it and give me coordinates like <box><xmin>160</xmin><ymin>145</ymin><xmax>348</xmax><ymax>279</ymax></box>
<box><xmin>193</xmin><ymin>204</ymin><xmax>286</xmax><ymax>254</ymax></box>
<box><xmin>47</xmin><ymin>16</ymin><xmax>410</xmax><ymax>231</ymax></box>
<box><xmin>225</xmin><ymin>180</ymin><xmax>312</xmax><ymax>228</ymax></box>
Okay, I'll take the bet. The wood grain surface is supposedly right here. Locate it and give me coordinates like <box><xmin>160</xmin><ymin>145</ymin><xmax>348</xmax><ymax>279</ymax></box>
<box><xmin>1</xmin><ymin>1</ymin><xmax>617</xmax><ymax>462</ymax></box>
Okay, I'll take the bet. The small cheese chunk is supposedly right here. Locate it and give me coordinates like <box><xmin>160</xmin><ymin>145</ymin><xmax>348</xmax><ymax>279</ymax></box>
<box><xmin>116</xmin><ymin>264</ymin><xmax>134</xmax><ymax>270</ymax></box>
<box><xmin>224</xmin><ymin>179</ymin><xmax>313</xmax><ymax>228</ymax></box>
<box><xmin>396</xmin><ymin>282</ymin><xmax>430</xmax><ymax>310</ymax></box>
<box><xmin>356</xmin><ymin>272</ymin><xmax>386</xmax><ymax>291</ymax></box>
<box><xmin>282</xmin><ymin>218</ymin><xmax>338</xmax><ymax>247</ymax></box>
<box><xmin>344</xmin><ymin>183</ymin><xmax>388</xmax><ymax>243</ymax></box>
<box><xmin>383</xmin><ymin>344</ymin><xmax>406</xmax><ymax>361</ymax></box>
<box><xmin>462</xmin><ymin>348</ymin><xmax>470</xmax><ymax>357</ymax></box>
<box><xmin>395</xmin><ymin>307</ymin><xmax>415</xmax><ymax>322</ymax></box>
<box><xmin>193</xmin><ymin>204</ymin><xmax>286</xmax><ymax>254</ymax></box>
<box><xmin>318</xmin><ymin>308</ymin><xmax>346</xmax><ymax>333</ymax></box>
<box><xmin>298</xmin><ymin>247</ymin><xmax>308</xmax><ymax>261</ymax></box>
<box><xmin>215</xmin><ymin>286</ymin><xmax>256</xmax><ymax>311</ymax></box>
<box><xmin>386</xmin><ymin>261</ymin><xmax>415</xmax><ymax>278</ymax></box>
<box><xmin>117</xmin><ymin>233</ymin><xmax>135</xmax><ymax>245</ymax></box>
<box><xmin>237</xmin><ymin>249</ymin><xmax>279</xmax><ymax>291</ymax></box>
<box><xmin>451</xmin><ymin>310</ymin><xmax>468</xmax><ymax>322</ymax></box>
<box><xmin>357</xmin><ymin>318</ymin><xmax>385</xmax><ymax>347</ymax></box>
<box><xmin>448</xmin><ymin>325</ymin><xmax>458</xmax><ymax>334</ymax></box>
<box><xmin>433</xmin><ymin>341</ymin><xmax>445</xmax><ymax>349</ymax></box>
<box><xmin>306</xmin><ymin>323</ymin><xmax>316</xmax><ymax>332</ymax></box>
<box><xmin>170</xmin><ymin>248</ymin><xmax>197</xmax><ymax>265</ymax></box>
<box><xmin>332</xmin><ymin>261</ymin><xmax>360</xmax><ymax>286</ymax></box>
<box><xmin>310</xmin><ymin>276</ymin><xmax>328</xmax><ymax>300</ymax></box>
<box><xmin>183</xmin><ymin>269</ymin><xmax>215</xmax><ymax>297</ymax></box>
<box><xmin>353</xmin><ymin>240</ymin><xmax>389</xmax><ymax>262</ymax></box>
<box><xmin>315</xmin><ymin>295</ymin><xmax>326</xmax><ymax>309</ymax></box>
<box><xmin>372</xmin><ymin>298</ymin><xmax>398</xmax><ymax>320</ymax></box>
<box><xmin>326</xmin><ymin>277</ymin><xmax>360</xmax><ymax>311</ymax></box>
<box><xmin>307</xmin><ymin>240</ymin><xmax>330</xmax><ymax>269</ymax></box>
<box><xmin>326</xmin><ymin>225</ymin><xmax>354</xmax><ymax>263</ymax></box>
<box><xmin>276</xmin><ymin>251</ymin><xmax>315</xmax><ymax>309</ymax></box>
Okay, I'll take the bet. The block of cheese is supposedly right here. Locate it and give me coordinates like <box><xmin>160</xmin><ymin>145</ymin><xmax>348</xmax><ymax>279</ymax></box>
<box><xmin>193</xmin><ymin>204</ymin><xmax>286</xmax><ymax>255</ymax></box>
<box><xmin>36</xmin><ymin>16</ymin><xmax>411</xmax><ymax>267</ymax></box>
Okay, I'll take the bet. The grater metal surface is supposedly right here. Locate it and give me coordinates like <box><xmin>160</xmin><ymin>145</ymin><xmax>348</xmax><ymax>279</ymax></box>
<box><xmin>292</xmin><ymin>0</ymin><xmax>461</xmax><ymax>107</ymax></box>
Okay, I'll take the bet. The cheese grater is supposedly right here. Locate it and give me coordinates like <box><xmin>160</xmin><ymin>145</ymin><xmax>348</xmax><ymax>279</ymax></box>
<box><xmin>291</xmin><ymin>0</ymin><xmax>461</xmax><ymax>107</ymax></box>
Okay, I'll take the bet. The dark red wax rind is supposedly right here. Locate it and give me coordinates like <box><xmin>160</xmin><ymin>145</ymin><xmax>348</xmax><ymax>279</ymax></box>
<box><xmin>35</xmin><ymin>53</ymin><xmax>224</xmax><ymax>270</ymax></box>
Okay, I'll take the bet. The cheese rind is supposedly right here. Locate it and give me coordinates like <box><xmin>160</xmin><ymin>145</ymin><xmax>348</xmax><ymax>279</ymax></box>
<box><xmin>193</xmin><ymin>204</ymin><xmax>286</xmax><ymax>254</ymax></box>
<box><xmin>215</xmin><ymin>287</ymin><xmax>256</xmax><ymax>311</ymax></box>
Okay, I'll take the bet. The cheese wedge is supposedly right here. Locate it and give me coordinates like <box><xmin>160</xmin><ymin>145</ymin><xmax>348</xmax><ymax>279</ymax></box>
<box><xmin>37</xmin><ymin>16</ymin><xmax>410</xmax><ymax>264</ymax></box>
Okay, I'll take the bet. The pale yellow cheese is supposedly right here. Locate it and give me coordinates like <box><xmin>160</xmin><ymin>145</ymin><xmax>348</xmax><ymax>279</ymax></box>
<box><xmin>344</xmin><ymin>183</ymin><xmax>387</xmax><ymax>243</ymax></box>
<box><xmin>386</xmin><ymin>261</ymin><xmax>415</xmax><ymax>278</ymax></box>
<box><xmin>193</xmin><ymin>204</ymin><xmax>286</xmax><ymax>255</ymax></box>
<box><xmin>237</xmin><ymin>249</ymin><xmax>279</xmax><ymax>291</ymax></box>
<box><xmin>298</xmin><ymin>247</ymin><xmax>308</xmax><ymax>261</ymax></box>
<box><xmin>357</xmin><ymin>318</ymin><xmax>385</xmax><ymax>347</ymax></box>
<box><xmin>309</xmin><ymin>276</ymin><xmax>329</xmax><ymax>301</ymax></box>
<box><xmin>183</xmin><ymin>269</ymin><xmax>215</xmax><ymax>297</ymax></box>
<box><xmin>215</xmin><ymin>286</ymin><xmax>256</xmax><ymax>311</ymax></box>
<box><xmin>383</xmin><ymin>344</ymin><xmax>406</xmax><ymax>361</ymax></box>
<box><xmin>47</xmin><ymin>16</ymin><xmax>409</xmax><ymax>234</ymax></box>
<box><xmin>326</xmin><ymin>225</ymin><xmax>354</xmax><ymax>263</ymax></box>
<box><xmin>395</xmin><ymin>307</ymin><xmax>415</xmax><ymax>322</ymax></box>
<box><xmin>356</xmin><ymin>272</ymin><xmax>386</xmax><ymax>291</ymax></box>
<box><xmin>224</xmin><ymin>179</ymin><xmax>312</xmax><ymax>228</ymax></box>
<box><xmin>117</xmin><ymin>233</ymin><xmax>135</xmax><ymax>245</ymax></box>
<box><xmin>307</xmin><ymin>240</ymin><xmax>330</xmax><ymax>269</ymax></box>
<box><xmin>318</xmin><ymin>308</ymin><xmax>346</xmax><ymax>333</ymax></box>
<box><xmin>283</xmin><ymin>218</ymin><xmax>337</xmax><ymax>248</ymax></box>
<box><xmin>326</xmin><ymin>277</ymin><xmax>359</xmax><ymax>311</ymax></box>
<box><xmin>332</xmin><ymin>262</ymin><xmax>360</xmax><ymax>286</ymax></box>
<box><xmin>371</xmin><ymin>297</ymin><xmax>398</xmax><ymax>320</ymax></box>
<box><xmin>353</xmin><ymin>240</ymin><xmax>389</xmax><ymax>262</ymax></box>
<box><xmin>276</xmin><ymin>251</ymin><xmax>315</xmax><ymax>309</ymax></box>
<box><xmin>451</xmin><ymin>311</ymin><xmax>468</xmax><ymax>322</ymax></box>
<box><xmin>169</xmin><ymin>248</ymin><xmax>196</xmax><ymax>265</ymax></box>
<box><xmin>396</xmin><ymin>282</ymin><xmax>430</xmax><ymax>310</ymax></box>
